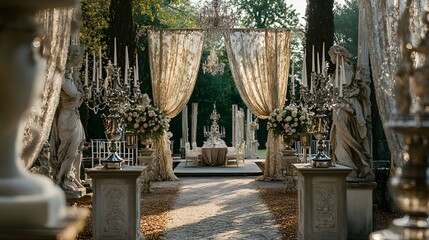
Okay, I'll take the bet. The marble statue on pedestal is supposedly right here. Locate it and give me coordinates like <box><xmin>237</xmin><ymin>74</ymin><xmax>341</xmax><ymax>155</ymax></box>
<box><xmin>329</xmin><ymin>45</ymin><xmax>374</xmax><ymax>181</ymax></box>
<box><xmin>50</xmin><ymin>45</ymin><xmax>86</xmax><ymax>192</ymax></box>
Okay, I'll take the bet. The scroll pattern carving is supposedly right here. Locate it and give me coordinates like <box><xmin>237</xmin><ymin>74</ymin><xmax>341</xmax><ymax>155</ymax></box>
<box><xmin>102</xmin><ymin>185</ymin><xmax>128</xmax><ymax>237</ymax></box>
<box><xmin>313</xmin><ymin>182</ymin><xmax>337</xmax><ymax>231</ymax></box>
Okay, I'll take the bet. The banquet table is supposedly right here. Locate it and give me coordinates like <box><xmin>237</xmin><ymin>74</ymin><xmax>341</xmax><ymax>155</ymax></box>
<box><xmin>201</xmin><ymin>147</ymin><xmax>227</xmax><ymax>166</ymax></box>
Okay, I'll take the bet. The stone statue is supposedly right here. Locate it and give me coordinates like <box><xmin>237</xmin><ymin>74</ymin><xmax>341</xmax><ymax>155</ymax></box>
<box><xmin>329</xmin><ymin>45</ymin><xmax>374</xmax><ymax>181</ymax></box>
<box><xmin>50</xmin><ymin>45</ymin><xmax>86</xmax><ymax>192</ymax></box>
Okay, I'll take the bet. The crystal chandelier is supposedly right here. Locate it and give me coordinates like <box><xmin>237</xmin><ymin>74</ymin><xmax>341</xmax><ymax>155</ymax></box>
<box><xmin>202</xmin><ymin>46</ymin><xmax>225</xmax><ymax>75</ymax></box>
<box><xmin>198</xmin><ymin>0</ymin><xmax>235</xmax><ymax>75</ymax></box>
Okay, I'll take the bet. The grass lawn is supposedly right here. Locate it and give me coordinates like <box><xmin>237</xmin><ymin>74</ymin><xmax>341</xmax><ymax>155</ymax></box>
<box><xmin>256</xmin><ymin>149</ymin><xmax>267</xmax><ymax>159</ymax></box>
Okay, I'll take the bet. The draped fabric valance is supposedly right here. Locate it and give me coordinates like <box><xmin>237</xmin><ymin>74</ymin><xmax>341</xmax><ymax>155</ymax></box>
<box><xmin>225</xmin><ymin>29</ymin><xmax>291</xmax><ymax>180</ymax></box>
<box><xmin>148</xmin><ymin>29</ymin><xmax>205</xmax><ymax>180</ymax></box>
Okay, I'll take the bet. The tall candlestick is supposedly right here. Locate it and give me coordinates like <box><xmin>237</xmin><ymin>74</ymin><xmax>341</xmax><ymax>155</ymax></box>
<box><xmin>310</xmin><ymin>76</ymin><xmax>314</xmax><ymax>94</ymax></box>
<box><xmin>311</xmin><ymin>45</ymin><xmax>315</xmax><ymax>72</ymax></box>
<box><xmin>134</xmin><ymin>66</ymin><xmax>137</xmax><ymax>87</ymax></box>
<box><xmin>335</xmin><ymin>54</ymin><xmax>339</xmax><ymax>88</ymax></box>
<box><xmin>114</xmin><ymin>37</ymin><xmax>117</xmax><ymax>66</ymax></box>
<box><xmin>85</xmin><ymin>52</ymin><xmax>88</xmax><ymax>86</ymax></box>
<box><xmin>124</xmin><ymin>46</ymin><xmax>129</xmax><ymax>85</ymax></box>
<box><xmin>322</xmin><ymin>42</ymin><xmax>326</xmax><ymax>75</ymax></box>
<box><xmin>317</xmin><ymin>52</ymin><xmax>320</xmax><ymax>74</ymax></box>
<box><xmin>340</xmin><ymin>56</ymin><xmax>344</xmax><ymax>97</ymax></box>
<box><xmin>135</xmin><ymin>53</ymin><xmax>139</xmax><ymax>81</ymax></box>
<box><xmin>92</xmin><ymin>51</ymin><xmax>96</xmax><ymax>82</ymax></box>
<box><xmin>302</xmin><ymin>50</ymin><xmax>307</xmax><ymax>88</ymax></box>
<box><xmin>99</xmin><ymin>46</ymin><xmax>102</xmax><ymax>80</ymax></box>
<box><xmin>291</xmin><ymin>59</ymin><xmax>295</xmax><ymax>96</ymax></box>
<box><xmin>96</xmin><ymin>68</ymin><xmax>99</xmax><ymax>92</ymax></box>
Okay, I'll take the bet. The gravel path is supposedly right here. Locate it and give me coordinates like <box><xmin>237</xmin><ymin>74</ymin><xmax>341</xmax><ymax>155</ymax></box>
<box><xmin>163</xmin><ymin>177</ymin><xmax>283</xmax><ymax>240</ymax></box>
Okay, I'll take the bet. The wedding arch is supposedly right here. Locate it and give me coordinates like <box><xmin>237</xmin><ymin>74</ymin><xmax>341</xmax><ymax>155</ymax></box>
<box><xmin>148</xmin><ymin>28</ymin><xmax>291</xmax><ymax>181</ymax></box>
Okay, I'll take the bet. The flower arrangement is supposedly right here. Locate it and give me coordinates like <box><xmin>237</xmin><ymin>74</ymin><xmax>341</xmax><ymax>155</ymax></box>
<box><xmin>124</xmin><ymin>104</ymin><xmax>170</xmax><ymax>140</ymax></box>
<box><xmin>267</xmin><ymin>104</ymin><xmax>313</xmax><ymax>140</ymax></box>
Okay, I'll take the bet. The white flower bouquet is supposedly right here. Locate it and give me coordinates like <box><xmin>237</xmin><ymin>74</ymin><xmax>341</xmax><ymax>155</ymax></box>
<box><xmin>124</xmin><ymin>105</ymin><xmax>170</xmax><ymax>140</ymax></box>
<box><xmin>267</xmin><ymin>104</ymin><xmax>313</xmax><ymax>140</ymax></box>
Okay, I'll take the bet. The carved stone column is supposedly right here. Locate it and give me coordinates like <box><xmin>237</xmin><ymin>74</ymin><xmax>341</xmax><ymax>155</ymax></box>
<box><xmin>294</xmin><ymin>163</ymin><xmax>352</xmax><ymax>240</ymax></box>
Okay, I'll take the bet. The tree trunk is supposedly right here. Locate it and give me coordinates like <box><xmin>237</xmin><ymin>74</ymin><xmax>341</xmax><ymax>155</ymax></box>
<box><xmin>108</xmin><ymin>0</ymin><xmax>136</xmax><ymax>70</ymax></box>
<box><xmin>305</xmin><ymin>0</ymin><xmax>335</xmax><ymax>77</ymax></box>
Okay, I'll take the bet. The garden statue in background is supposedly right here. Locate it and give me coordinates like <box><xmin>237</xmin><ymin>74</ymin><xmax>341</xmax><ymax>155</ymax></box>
<box><xmin>329</xmin><ymin>45</ymin><xmax>374</xmax><ymax>181</ymax></box>
<box><xmin>50</xmin><ymin>45</ymin><xmax>86</xmax><ymax>192</ymax></box>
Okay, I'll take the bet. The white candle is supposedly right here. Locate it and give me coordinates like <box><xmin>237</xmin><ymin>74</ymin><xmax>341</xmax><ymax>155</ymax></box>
<box><xmin>114</xmin><ymin>37</ymin><xmax>117</xmax><ymax>66</ymax></box>
<box><xmin>301</xmin><ymin>50</ymin><xmax>307</xmax><ymax>88</ymax></box>
<box><xmin>322</xmin><ymin>42</ymin><xmax>325</xmax><ymax>75</ymax></box>
<box><xmin>96</xmin><ymin>68</ymin><xmax>99</xmax><ymax>92</ymax></box>
<box><xmin>340</xmin><ymin>56</ymin><xmax>344</xmax><ymax>97</ymax></box>
<box><xmin>310</xmin><ymin>76</ymin><xmax>313</xmax><ymax>94</ymax></box>
<box><xmin>317</xmin><ymin>52</ymin><xmax>320</xmax><ymax>74</ymax></box>
<box><xmin>335</xmin><ymin>54</ymin><xmax>339</xmax><ymax>88</ymax></box>
<box><xmin>85</xmin><ymin>52</ymin><xmax>88</xmax><ymax>86</ymax></box>
<box><xmin>92</xmin><ymin>51</ymin><xmax>96</xmax><ymax>82</ymax></box>
<box><xmin>311</xmin><ymin>45</ymin><xmax>315</xmax><ymax>73</ymax></box>
<box><xmin>291</xmin><ymin>59</ymin><xmax>295</xmax><ymax>96</ymax></box>
<box><xmin>99</xmin><ymin>46</ymin><xmax>102</xmax><ymax>80</ymax></box>
<box><xmin>124</xmin><ymin>46</ymin><xmax>129</xmax><ymax>85</ymax></box>
<box><xmin>134</xmin><ymin>53</ymin><xmax>140</xmax><ymax>86</ymax></box>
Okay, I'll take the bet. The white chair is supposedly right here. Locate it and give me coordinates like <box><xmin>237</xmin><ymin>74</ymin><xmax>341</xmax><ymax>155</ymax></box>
<box><xmin>185</xmin><ymin>142</ymin><xmax>200</xmax><ymax>167</ymax></box>
<box><xmin>225</xmin><ymin>142</ymin><xmax>246</xmax><ymax>167</ymax></box>
<box><xmin>225</xmin><ymin>145</ymin><xmax>238</xmax><ymax>167</ymax></box>
<box><xmin>91</xmin><ymin>139</ymin><xmax>136</xmax><ymax>167</ymax></box>
<box><xmin>192</xmin><ymin>142</ymin><xmax>202</xmax><ymax>160</ymax></box>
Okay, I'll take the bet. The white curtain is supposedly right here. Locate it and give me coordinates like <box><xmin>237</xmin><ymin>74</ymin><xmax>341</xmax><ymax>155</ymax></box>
<box><xmin>362</xmin><ymin>0</ymin><xmax>428</xmax><ymax>170</ymax></box>
<box><xmin>225</xmin><ymin>29</ymin><xmax>291</xmax><ymax>180</ymax></box>
<box><xmin>148</xmin><ymin>29</ymin><xmax>205</xmax><ymax>181</ymax></box>
<box><xmin>22</xmin><ymin>8</ymin><xmax>75</xmax><ymax>168</ymax></box>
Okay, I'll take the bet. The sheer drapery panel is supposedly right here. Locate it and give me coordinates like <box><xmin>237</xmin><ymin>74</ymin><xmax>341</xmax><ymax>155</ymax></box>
<box><xmin>225</xmin><ymin>29</ymin><xmax>291</xmax><ymax>180</ymax></box>
<box><xmin>362</xmin><ymin>0</ymin><xmax>428</xmax><ymax>170</ymax></box>
<box><xmin>22</xmin><ymin>8</ymin><xmax>74</xmax><ymax>168</ymax></box>
<box><xmin>148</xmin><ymin>29</ymin><xmax>205</xmax><ymax>180</ymax></box>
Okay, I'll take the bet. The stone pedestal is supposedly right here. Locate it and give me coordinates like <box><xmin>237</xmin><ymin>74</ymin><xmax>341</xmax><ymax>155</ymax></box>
<box><xmin>282</xmin><ymin>148</ymin><xmax>299</xmax><ymax>193</ymax></box>
<box><xmin>294</xmin><ymin>163</ymin><xmax>352</xmax><ymax>240</ymax></box>
<box><xmin>64</xmin><ymin>187</ymin><xmax>86</xmax><ymax>201</ymax></box>
<box><xmin>87</xmin><ymin>165</ymin><xmax>145</xmax><ymax>240</ymax></box>
<box><xmin>0</xmin><ymin>208</ymin><xmax>88</xmax><ymax>240</ymax></box>
<box><xmin>347</xmin><ymin>181</ymin><xmax>377</xmax><ymax>240</ymax></box>
<box><xmin>138</xmin><ymin>148</ymin><xmax>155</xmax><ymax>193</ymax></box>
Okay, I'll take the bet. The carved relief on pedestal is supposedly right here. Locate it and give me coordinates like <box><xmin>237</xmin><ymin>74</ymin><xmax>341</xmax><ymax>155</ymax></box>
<box><xmin>102</xmin><ymin>184</ymin><xmax>129</xmax><ymax>237</ymax></box>
<box><xmin>312</xmin><ymin>182</ymin><xmax>337</xmax><ymax>232</ymax></box>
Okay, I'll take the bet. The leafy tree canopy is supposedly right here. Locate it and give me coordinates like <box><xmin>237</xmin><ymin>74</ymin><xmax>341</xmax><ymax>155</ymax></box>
<box><xmin>230</xmin><ymin>0</ymin><xmax>299</xmax><ymax>29</ymax></box>
<box><xmin>333</xmin><ymin>0</ymin><xmax>358</xmax><ymax>62</ymax></box>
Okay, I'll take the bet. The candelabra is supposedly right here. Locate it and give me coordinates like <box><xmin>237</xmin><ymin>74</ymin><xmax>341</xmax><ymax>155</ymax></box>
<box><xmin>203</xmin><ymin>104</ymin><xmax>226</xmax><ymax>146</ymax></box>
<box><xmin>82</xmin><ymin>47</ymin><xmax>142</xmax><ymax>169</ymax></box>
<box><xmin>300</xmin><ymin>64</ymin><xmax>338</xmax><ymax>167</ymax></box>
